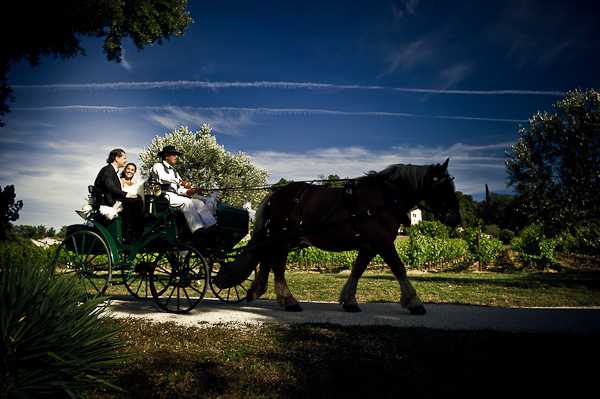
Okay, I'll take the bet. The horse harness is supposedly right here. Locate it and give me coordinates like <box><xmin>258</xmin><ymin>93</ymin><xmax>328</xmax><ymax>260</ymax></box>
<box><xmin>263</xmin><ymin>179</ymin><xmax>410</xmax><ymax>243</ymax></box>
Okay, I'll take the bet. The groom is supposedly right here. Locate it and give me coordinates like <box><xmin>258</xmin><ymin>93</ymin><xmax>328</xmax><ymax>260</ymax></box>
<box><xmin>94</xmin><ymin>148</ymin><xmax>129</xmax><ymax>206</ymax></box>
<box><xmin>94</xmin><ymin>148</ymin><xmax>142</xmax><ymax>240</ymax></box>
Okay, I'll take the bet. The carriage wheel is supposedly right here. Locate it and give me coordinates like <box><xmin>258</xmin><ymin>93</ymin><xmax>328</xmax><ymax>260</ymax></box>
<box><xmin>149</xmin><ymin>244</ymin><xmax>209</xmax><ymax>313</ymax></box>
<box><xmin>122</xmin><ymin>251</ymin><xmax>155</xmax><ymax>299</ymax></box>
<box><xmin>209</xmin><ymin>261</ymin><xmax>256</xmax><ymax>303</ymax></box>
<box><xmin>51</xmin><ymin>230</ymin><xmax>112</xmax><ymax>299</ymax></box>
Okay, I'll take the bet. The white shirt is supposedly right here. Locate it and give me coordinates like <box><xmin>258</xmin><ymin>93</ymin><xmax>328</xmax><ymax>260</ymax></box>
<box><xmin>151</xmin><ymin>161</ymin><xmax>188</xmax><ymax>196</ymax></box>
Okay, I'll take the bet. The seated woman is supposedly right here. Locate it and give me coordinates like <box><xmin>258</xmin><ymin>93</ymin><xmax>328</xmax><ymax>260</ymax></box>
<box><xmin>120</xmin><ymin>162</ymin><xmax>144</xmax><ymax>241</ymax></box>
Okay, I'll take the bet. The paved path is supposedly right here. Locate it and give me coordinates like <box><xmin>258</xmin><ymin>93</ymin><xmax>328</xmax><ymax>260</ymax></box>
<box><xmin>107</xmin><ymin>297</ymin><xmax>600</xmax><ymax>334</ymax></box>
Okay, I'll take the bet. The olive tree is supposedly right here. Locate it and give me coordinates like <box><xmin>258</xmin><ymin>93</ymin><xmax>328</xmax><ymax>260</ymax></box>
<box><xmin>506</xmin><ymin>89</ymin><xmax>600</xmax><ymax>233</ymax></box>
<box><xmin>139</xmin><ymin>125</ymin><xmax>269</xmax><ymax>208</ymax></box>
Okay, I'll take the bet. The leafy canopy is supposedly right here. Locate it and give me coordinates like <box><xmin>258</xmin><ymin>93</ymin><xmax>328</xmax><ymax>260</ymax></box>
<box><xmin>139</xmin><ymin>125</ymin><xmax>269</xmax><ymax>207</ymax></box>
<box><xmin>0</xmin><ymin>185</ymin><xmax>23</xmax><ymax>240</ymax></box>
<box><xmin>0</xmin><ymin>0</ymin><xmax>192</xmax><ymax>125</ymax></box>
<box><xmin>506</xmin><ymin>89</ymin><xmax>600</xmax><ymax>233</ymax></box>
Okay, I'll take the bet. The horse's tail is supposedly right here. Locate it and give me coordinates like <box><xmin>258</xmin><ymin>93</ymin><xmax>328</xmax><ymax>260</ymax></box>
<box><xmin>212</xmin><ymin>193</ymin><xmax>273</xmax><ymax>289</ymax></box>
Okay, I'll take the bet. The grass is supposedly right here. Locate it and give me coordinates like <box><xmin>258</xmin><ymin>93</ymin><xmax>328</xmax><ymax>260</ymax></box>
<box><xmin>88</xmin><ymin>319</ymin><xmax>599</xmax><ymax>399</ymax></box>
<box><xmin>102</xmin><ymin>269</ymin><xmax>600</xmax><ymax>308</ymax></box>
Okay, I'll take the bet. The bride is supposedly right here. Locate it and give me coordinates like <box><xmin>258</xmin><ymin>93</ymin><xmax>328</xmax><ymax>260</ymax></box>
<box><xmin>121</xmin><ymin>162</ymin><xmax>144</xmax><ymax>197</ymax></box>
<box><xmin>120</xmin><ymin>162</ymin><xmax>144</xmax><ymax>240</ymax></box>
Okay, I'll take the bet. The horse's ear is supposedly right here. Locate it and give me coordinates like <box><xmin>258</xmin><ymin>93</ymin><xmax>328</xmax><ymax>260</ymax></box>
<box><xmin>442</xmin><ymin>158</ymin><xmax>449</xmax><ymax>171</ymax></box>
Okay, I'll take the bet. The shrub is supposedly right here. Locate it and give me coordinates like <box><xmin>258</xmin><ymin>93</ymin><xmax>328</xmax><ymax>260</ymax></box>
<box><xmin>462</xmin><ymin>227</ymin><xmax>503</xmax><ymax>266</ymax></box>
<box><xmin>511</xmin><ymin>224</ymin><xmax>557</xmax><ymax>268</ymax></box>
<box><xmin>557</xmin><ymin>223</ymin><xmax>600</xmax><ymax>257</ymax></box>
<box><xmin>499</xmin><ymin>229</ymin><xmax>515</xmax><ymax>245</ymax></box>
<box><xmin>0</xmin><ymin>242</ymin><xmax>125</xmax><ymax>397</ymax></box>
<box><xmin>404</xmin><ymin>228</ymin><xmax>470</xmax><ymax>269</ymax></box>
<box><xmin>408</xmin><ymin>220</ymin><xmax>449</xmax><ymax>239</ymax></box>
<box><xmin>483</xmin><ymin>224</ymin><xmax>501</xmax><ymax>239</ymax></box>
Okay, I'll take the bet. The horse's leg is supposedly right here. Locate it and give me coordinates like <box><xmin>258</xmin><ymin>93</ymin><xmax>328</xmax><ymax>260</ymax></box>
<box><xmin>271</xmin><ymin>251</ymin><xmax>302</xmax><ymax>312</ymax></box>
<box><xmin>379</xmin><ymin>244</ymin><xmax>426</xmax><ymax>315</ymax></box>
<box><xmin>246</xmin><ymin>261</ymin><xmax>271</xmax><ymax>302</ymax></box>
<box><xmin>339</xmin><ymin>249</ymin><xmax>374</xmax><ymax>312</ymax></box>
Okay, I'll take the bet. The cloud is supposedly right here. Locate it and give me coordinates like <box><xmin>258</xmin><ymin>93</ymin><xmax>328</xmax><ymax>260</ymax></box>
<box><xmin>1</xmin><ymin>136</ymin><xmax>513</xmax><ymax>228</ymax></box>
<box><xmin>13</xmin><ymin>105</ymin><xmax>527</xmax><ymax>124</ymax></box>
<box><xmin>0</xmin><ymin>132</ymin><xmax>145</xmax><ymax>229</ymax></box>
<box><xmin>119</xmin><ymin>48</ymin><xmax>132</xmax><ymax>71</ymax></box>
<box><xmin>392</xmin><ymin>0</ymin><xmax>421</xmax><ymax>19</ymax></box>
<box><xmin>146</xmin><ymin>106</ymin><xmax>255</xmax><ymax>135</ymax></box>
<box><xmin>439</xmin><ymin>62</ymin><xmax>472</xmax><ymax>89</ymax></box>
<box><xmin>249</xmin><ymin>141</ymin><xmax>513</xmax><ymax>197</ymax></box>
<box><xmin>489</xmin><ymin>1</ymin><xmax>596</xmax><ymax>68</ymax></box>
<box><xmin>383</xmin><ymin>36</ymin><xmax>437</xmax><ymax>76</ymax></box>
<box><xmin>12</xmin><ymin>80</ymin><xmax>565</xmax><ymax>96</ymax></box>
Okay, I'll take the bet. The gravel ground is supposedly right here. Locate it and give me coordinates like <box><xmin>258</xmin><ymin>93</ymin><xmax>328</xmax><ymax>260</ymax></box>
<box><xmin>107</xmin><ymin>297</ymin><xmax>600</xmax><ymax>334</ymax></box>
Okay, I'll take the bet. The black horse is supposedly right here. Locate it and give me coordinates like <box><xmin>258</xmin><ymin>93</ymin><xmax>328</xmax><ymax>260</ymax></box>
<box><xmin>214</xmin><ymin>159</ymin><xmax>461</xmax><ymax>315</ymax></box>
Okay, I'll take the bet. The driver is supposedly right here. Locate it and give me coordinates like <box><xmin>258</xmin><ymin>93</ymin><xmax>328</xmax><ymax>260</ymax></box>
<box><xmin>150</xmin><ymin>145</ymin><xmax>217</xmax><ymax>235</ymax></box>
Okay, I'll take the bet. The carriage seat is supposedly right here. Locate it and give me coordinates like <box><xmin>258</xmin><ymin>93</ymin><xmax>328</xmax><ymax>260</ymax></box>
<box><xmin>88</xmin><ymin>185</ymin><xmax>104</xmax><ymax>210</ymax></box>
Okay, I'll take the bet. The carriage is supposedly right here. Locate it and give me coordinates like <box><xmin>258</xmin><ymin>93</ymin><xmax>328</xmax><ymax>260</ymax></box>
<box><xmin>50</xmin><ymin>179</ymin><xmax>255</xmax><ymax>313</ymax></box>
<box><xmin>52</xmin><ymin>160</ymin><xmax>461</xmax><ymax>316</ymax></box>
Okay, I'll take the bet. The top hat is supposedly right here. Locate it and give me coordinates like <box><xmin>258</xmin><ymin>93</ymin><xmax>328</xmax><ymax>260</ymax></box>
<box><xmin>158</xmin><ymin>145</ymin><xmax>182</xmax><ymax>158</ymax></box>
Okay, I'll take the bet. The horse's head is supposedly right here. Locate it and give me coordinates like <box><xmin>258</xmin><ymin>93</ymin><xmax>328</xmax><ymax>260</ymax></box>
<box><xmin>424</xmin><ymin>158</ymin><xmax>462</xmax><ymax>227</ymax></box>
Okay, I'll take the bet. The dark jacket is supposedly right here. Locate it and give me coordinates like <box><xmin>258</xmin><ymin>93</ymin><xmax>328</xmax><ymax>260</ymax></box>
<box><xmin>94</xmin><ymin>164</ymin><xmax>127</xmax><ymax>206</ymax></box>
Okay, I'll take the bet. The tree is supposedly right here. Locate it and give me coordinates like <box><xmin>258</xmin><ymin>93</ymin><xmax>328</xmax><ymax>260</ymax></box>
<box><xmin>323</xmin><ymin>174</ymin><xmax>345</xmax><ymax>188</ymax></box>
<box><xmin>0</xmin><ymin>0</ymin><xmax>192</xmax><ymax>125</ymax></box>
<box><xmin>0</xmin><ymin>185</ymin><xmax>23</xmax><ymax>240</ymax></box>
<box><xmin>506</xmin><ymin>89</ymin><xmax>600</xmax><ymax>234</ymax></box>
<box><xmin>455</xmin><ymin>191</ymin><xmax>479</xmax><ymax>227</ymax></box>
<box><xmin>139</xmin><ymin>125</ymin><xmax>269</xmax><ymax>208</ymax></box>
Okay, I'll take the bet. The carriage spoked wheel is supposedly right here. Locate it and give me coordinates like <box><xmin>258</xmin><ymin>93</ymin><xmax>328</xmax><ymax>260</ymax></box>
<box><xmin>149</xmin><ymin>244</ymin><xmax>210</xmax><ymax>313</ymax></box>
<box><xmin>122</xmin><ymin>251</ymin><xmax>155</xmax><ymax>299</ymax></box>
<box><xmin>209</xmin><ymin>260</ymin><xmax>256</xmax><ymax>303</ymax></box>
<box><xmin>51</xmin><ymin>230</ymin><xmax>112</xmax><ymax>300</ymax></box>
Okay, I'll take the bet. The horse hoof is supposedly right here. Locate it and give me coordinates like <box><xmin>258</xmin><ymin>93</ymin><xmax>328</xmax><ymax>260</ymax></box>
<box><xmin>285</xmin><ymin>304</ymin><xmax>303</xmax><ymax>312</ymax></box>
<box><xmin>409</xmin><ymin>305</ymin><xmax>427</xmax><ymax>315</ymax></box>
<box><xmin>343</xmin><ymin>304</ymin><xmax>362</xmax><ymax>313</ymax></box>
<box><xmin>246</xmin><ymin>289</ymin><xmax>255</xmax><ymax>302</ymax></box>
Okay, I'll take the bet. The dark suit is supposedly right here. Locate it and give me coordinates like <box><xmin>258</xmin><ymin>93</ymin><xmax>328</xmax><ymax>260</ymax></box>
<box><xmin>94</xmin><ymin>164</ymin><xmax>144</xmax><ymax>241</ymax></box>
<box><xmin>94</xmin><ymin>164</ymin><xmax>127</xmax><ymax>206</ymax></box>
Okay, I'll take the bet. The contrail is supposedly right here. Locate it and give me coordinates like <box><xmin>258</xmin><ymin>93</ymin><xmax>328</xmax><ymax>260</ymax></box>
<box><xmin>12</xmin><ymin>80</ymin><xmax>566</xmax><ymax>96</ymax></box>
<box><xmin>13</xmin><ymin>104</ymin><xmax>528</xmax><ymax>123</ymax></box>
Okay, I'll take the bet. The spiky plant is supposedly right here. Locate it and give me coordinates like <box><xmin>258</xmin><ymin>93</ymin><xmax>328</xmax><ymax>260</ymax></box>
<box><xmin>0</xmin><ymin>242</ymin><xmax>126</xmax><ymax>397</ymax></box>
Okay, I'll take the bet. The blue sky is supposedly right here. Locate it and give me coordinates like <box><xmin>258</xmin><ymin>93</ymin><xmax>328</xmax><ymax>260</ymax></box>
<box><xmin>1</xmin><ymin>0</ymin><xmax>600</xmax><ymax>228</ymax></box>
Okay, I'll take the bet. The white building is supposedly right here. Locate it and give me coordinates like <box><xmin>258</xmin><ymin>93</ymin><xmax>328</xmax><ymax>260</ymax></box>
<box><xmin>410</xmin><ymin>208</ymin><xmax>422</xmax><ymax>225</ymax></box>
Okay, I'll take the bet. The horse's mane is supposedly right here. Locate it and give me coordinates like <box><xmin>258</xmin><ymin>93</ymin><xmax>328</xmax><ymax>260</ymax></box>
<box><xmin>358</xmin><ymin>163</ymin><xmax>431</xmax><ymax>191</ymax></box>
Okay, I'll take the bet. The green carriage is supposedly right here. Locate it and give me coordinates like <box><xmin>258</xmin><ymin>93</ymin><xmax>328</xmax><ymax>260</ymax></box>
<box><xmin>50</xmin><ymin>181</ymin><xmax>254</xmax><ymax>313</ymax></box>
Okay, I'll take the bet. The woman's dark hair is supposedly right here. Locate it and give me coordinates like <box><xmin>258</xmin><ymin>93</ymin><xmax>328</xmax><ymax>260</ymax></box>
<box><xmin>120</xmin><ymin>162</ymin><xmax>137</xmax><ymax>178</ymax></box>
<box><xmin>106</xmin><ymin>148</ymin><xmax>125</xmax><ymax>164</ymax></box>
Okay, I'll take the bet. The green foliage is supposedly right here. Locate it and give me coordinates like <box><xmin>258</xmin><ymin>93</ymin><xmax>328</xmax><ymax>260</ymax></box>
<box><xmin>506</xmin><ymin>89</ymin><xmax>600</xmax><ymax>234</ymax></box>
<box><xmin>499</xmin><ymin>228</ymin><xmax>515</xmax><ymax>245</ymax></box>
<box><xmin>461</xmin><ymin>227</ymin><xmax>504</xmax><ymax>266</ymax></box>
<box><xmin>1</xmin><ymin>0</ymin><xmax>192</xmax><ymax>125</ymax></box>
<box><xmin>408</xmin><ymin>220</ymin><xmax>449</xmax><ymax>239</ymax></box>
<box><xmin>511</xmin><ymin>224</ymin><xmax>557</xmax><ymax>268</ymax></box>
<box><xmin>139</xmin><ymin>125</ymin><xmax>269</xmax><ymax>207</ymax></box>
<box><xmin>483</xmin><ymin>224</ymin><xmax>501</xmax><ymax>238</ymax></box>
<box><xmin>287</xmin><ymin>247</ymin><xmax>356</xmax><ymax>271</ymax></box>
<box><xmin>11</xmin><ymin>224</ymin><xmax>61</xmax><ymax>239</ymax></box>
<box><xmin>455</xmin><ymin>191</ymin><xmax>479</xmax><ymax>227</ymax></box>
<box><xmin>287</xmin><ymin>234</ymin><xmax>471</xmax><ymax>271</ymax></box>
<box><xmin>405</xmin><ymin>230</ymin><xmax>470</xmax><ymax>268</ymax></box>
<box><xmin>0</xmin><ymin>242</ymin><xmax>125</xmax><ymax>397</ymax></box>
<box><xmin>0</xmin><ymin>185</ymin><xmax>23</xmax><ymax>240</ymax></box>
<box><xmin>556</xmin><ymin>222</ymin><xmax>600</xmax><ymax>256</ymax></box>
